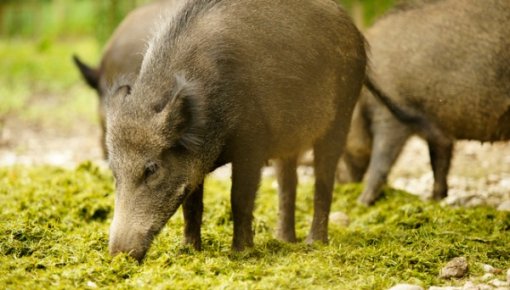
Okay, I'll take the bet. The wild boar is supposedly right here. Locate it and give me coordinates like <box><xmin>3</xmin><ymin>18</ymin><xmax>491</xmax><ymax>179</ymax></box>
<box><xmin>106</xmin><ymin>0</ymin><xmax>367</xmax><ymax>261</ymax></box>
<box><xmin>73</xmin><ymin>0</ymin><xmax>182</xmax><ymax>158</ymax></box>
<box><xmin>339</xmin><ymin>0</ymin><xmax>510</xmax><ymax>205</ymax></box>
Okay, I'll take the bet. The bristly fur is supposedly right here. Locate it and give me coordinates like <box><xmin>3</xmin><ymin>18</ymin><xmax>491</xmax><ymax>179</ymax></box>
<box><xmin>142</xmin><ymin>0</ymin><xmax>224</xmax><ymax>76</ymax></box>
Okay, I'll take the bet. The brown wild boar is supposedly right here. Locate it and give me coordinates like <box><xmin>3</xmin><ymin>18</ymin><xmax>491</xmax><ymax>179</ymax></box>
<box><xmin>106</xmin><ymin>0</ymin><xmax>367</xmax><ymax>261</ymax></box>
<box><xmin>73</xmin><ymin>0</ymin><xmax>182</xmax><ymax>158</ymax></box>
<box><xmin>338</xmin><ymin>0</ymin><xmax>510</xmax><ymax>205</ymax></box>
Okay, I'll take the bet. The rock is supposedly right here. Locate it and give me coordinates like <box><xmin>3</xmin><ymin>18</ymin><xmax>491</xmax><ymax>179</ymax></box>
<box><xmin>482</xmin><ymin>264</ymin><xmax>496</xmax><ymax>273</ymax></box>
<box><xmin>461</xmin><ymin>281</ymin><xmax>478</xmax><ymax>290</ymax></box>
<box><xmin>388</xmin><ymin>283</ymin><xmax>424</xmax><ymax>290</ymax></box>
<box><xmin>329</xmin><ymin>211</ymin><xmax>350</xmax><ymax>227</ymax></box>
<box><xmin>477</xmin><ymin>285</ymin><xmax>493</xmax><ymax>290</ymax></box>
<box><xmin>462</xmin><ymin>282</ymin><xmax>495</xmax><ymax>290</ymax></box>
<box><xmin>497</xmin><ymin>200</ymin><xmax>510</xmax><ymax>211</ymax></box>
<box><xmin>86</xmin><ymin>281</ymin><xmax>98</xmax><ymax>288</ymax></box>
<box><xmin>481</xmin><ymin>273</ymin><xmax>495</xmax><ymax>281</ymax></box>
<box><xmin>490</xmin><ymin>279</ymin><xmax>510</xmax><ymax>287</ymax></box>
<box><xmin>440</xmin><ymin>257</ymin><xmax>469</xmax><ymax>279</ymax></box>
<box><xmin>429</xmin><ymin>286</ymin><xmax>462</xmax><ymax>290</ymax></box>
<box><xmin>481</xmin><ymin>263</ymin><xmax>502</xmax><ymax>274</ymax></box>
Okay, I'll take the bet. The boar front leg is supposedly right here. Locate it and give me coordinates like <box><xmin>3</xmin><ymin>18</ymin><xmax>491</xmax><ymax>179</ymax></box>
<box><xmin>275</xmin><ymin>156</ymin><xmax>298</xmax><ymax>242</ymax></box>
<box><xmin>428</xmin><ymin>139</ymin><xmax>453</xmax><ymax>200</ymax></box>
<box><xmin>182</xmin><ymin>183</ymin><xmax>204</xmax><ymax>250</ymax></box>
<box><xmin>231</xmin><ymin>157</ymin><xmax>263</xmax><ymax>251</ymax></box>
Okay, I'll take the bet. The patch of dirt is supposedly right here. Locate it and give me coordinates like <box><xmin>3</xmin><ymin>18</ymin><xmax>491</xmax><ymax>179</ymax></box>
<box><xmin>391</xmin><ymin>137</ymin><xmax>510</xmax><ymax>208</ymax></box>
<box><xmin>0</xmin><ymin>116</ymin><xmax>104</xmax><ymax>168</ymax></box>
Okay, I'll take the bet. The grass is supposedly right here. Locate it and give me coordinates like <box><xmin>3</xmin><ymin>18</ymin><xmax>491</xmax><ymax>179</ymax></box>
<box><xmin>1</xmin><ymin>163</ymin><xmax>509</xmax><ymax>289</ymax></box>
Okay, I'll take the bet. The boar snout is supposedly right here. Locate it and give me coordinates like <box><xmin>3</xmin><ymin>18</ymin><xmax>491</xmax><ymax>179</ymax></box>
<box><xmin>109</xmin><ymin>218</ymin><xmax>156</xmax><ymax>262</ymax></box>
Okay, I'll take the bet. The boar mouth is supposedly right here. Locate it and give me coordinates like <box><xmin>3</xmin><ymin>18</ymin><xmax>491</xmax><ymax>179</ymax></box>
<box><xmin>109</xmin><ymin>226</ymin><xmax>158</xmax><ymax>262</ymax></box>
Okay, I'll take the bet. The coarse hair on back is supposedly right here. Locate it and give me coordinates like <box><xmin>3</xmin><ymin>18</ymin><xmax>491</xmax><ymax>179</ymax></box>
<box><xmin>142</xmin><ymin>0</ymin><xmax>224</xmax><ymax>74</ymax></box>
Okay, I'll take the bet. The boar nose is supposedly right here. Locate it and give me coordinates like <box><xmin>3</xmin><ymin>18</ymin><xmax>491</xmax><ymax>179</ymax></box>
<box><xmin>109</xmin><ymin>231</ymin><xmax>149</xmax><ymax>262</ymax></box>
<box><xmin>109</xmin><ymin>220</ymin><xmax>151</xmax><ymax>262</ymax></box>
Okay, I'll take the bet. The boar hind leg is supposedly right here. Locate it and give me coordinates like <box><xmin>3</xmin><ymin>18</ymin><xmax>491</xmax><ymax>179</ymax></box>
<box><xmin>231</xmin><ymin>157</ymin><xmax>264</xmax><ymax>251</ymax></box>
<box><xmin>428</xmin><ymin>139</ymin><xmax>453</xmax><ymax>201</ymax></box>
<box><xmin>307</xmin><ymin>122</ymin><xmax>350</xmax><ymax>244</ymax></box>
<box><xmin>182</xmin><ymin>183</ymin><xmax>204</xmax><ymax>250</ymax></box>
<box><xmin>275</xmin><ymin>156</ymin><xmax>298</xmax><ymax>242</ymax></box>
<box><xmin>358</xmin><ymin>122</ymin><xmax>412</xmax><ymax>206</ymax></box>
<box><xmin>337</xmin><ymin>103</ymin><xmax>373</xmax><ymax>183</ymax></box>
<box><xmin>339</xmin><ymin>149</ymin><xmax>371</xmax><ymax>183</ymax></box>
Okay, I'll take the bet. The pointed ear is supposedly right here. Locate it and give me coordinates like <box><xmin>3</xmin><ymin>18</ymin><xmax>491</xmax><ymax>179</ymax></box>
<box><xmin>157</xmin><ymin>74</ymin><xmax>206</xmax><ymax>152</ymax></box>
<box><xmin>73</xmin><ymin>55</ymin><xmax>100</xmax><ymax>90</ymax></box>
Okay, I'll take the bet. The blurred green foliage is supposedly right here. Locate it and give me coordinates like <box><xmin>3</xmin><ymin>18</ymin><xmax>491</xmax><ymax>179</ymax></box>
<box><xmin>0</xmin><ymin>0</ymin><xmax>396</xmax><ymax>44</ymax></box>
<box><xmin>342</xmin><ymin>0</ymin><xmax>397</xmax><ymax>27</ymax></box>
<box><xmin>0</xmin><ymin>39</ymin><xmax>99</xmax><ymax>128</ymax></box>
<box><xmin>0</xmin><ymin>0</ymin><xmax>151</xmax><ymax>44</ymax></box>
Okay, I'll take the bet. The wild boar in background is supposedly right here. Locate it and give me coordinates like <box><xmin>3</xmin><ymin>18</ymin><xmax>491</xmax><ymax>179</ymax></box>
<box><xmin>338</xmin><ymin>0</ymin><xmax>510</xmax><ymax>205</ymax></box>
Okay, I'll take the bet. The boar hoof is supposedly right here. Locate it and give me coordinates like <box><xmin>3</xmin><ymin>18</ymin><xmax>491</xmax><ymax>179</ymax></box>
<box><xmin>276</xmin><ymin>232</ymin><xmax>297</xmax><ymax>243</ymax></box>
<box><xmin>357</xmin><ymin>193</ymin><xmax>377</xmax><ymax>206</ymax></box>
<box><xmin>305</xmin><ymin>233</ymin><xmax>328</xmax><ymax>245</ymax></box>
<box><xmin>183</xmin><ymin>238</ymin><xmax>201</xmax><ymax>251</ymax></box>
<box><xmin>431</xmin><ymin>190</ymin><xmax>447</xmax><ymax>201</ymax></box>
<box><xmin>232</xmin><ymin>239</ymin><xmax>254</xmax><ymax>252</ymax></box>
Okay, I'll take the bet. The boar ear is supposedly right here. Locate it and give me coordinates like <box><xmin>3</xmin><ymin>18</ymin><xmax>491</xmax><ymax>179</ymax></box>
<box><xmin>73</xmin><ymin>55</ymin><xmax>100</xmax><ymax>90</ymax></box>
<box><xmin>158</xmin><ymin>74</ymin><xmax>206</xmax><ymax>152</ymax></box>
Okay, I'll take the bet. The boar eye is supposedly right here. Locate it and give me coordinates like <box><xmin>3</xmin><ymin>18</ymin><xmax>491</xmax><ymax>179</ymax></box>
<box><xmin>143</xmin><ymin>162</ymin><xmax>159</xmax><ymax>180</ymax></box>
<box><xmin>170</xmin><ymin>142</ymin><xmax>186</xmax><ymax>153</ymax></box>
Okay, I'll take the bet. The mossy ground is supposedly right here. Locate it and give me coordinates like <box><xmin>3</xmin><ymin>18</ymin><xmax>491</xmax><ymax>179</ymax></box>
<box><xmin>1</xmin><ymin>162</ymin><xmax>509</xmax><ymax>289</ymax></box>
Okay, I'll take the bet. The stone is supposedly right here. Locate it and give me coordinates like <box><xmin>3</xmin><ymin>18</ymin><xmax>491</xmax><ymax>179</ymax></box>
<box><xmin>329</xmin><ymin>211</ymin><xmax>350</xmax><ymax>227</ymax></box>
<box><xmin>481</xmin><ymin>273</ymin><xmax>495</xmax><ymax>281</ymax></box>
<box><xmin>440</xmin><ymin>257</ymin><xmax>469</xmax><ymax>279</ymax></box>
<box><xmin>388</xmin><ymin>283</ymin><xmax>424</xmax><ymax>290</ymax></box>
<box><xmin>497</xmin><ymin>200</ymin><xmax>510</xmax><ymax>211</ymax></box>
<box><xmin>482</xmin><ymin>264</ymin><xmax>497</xmax><ymax>273</ymax></box>
<box><xmin>462</xmin><ymin>281</ymin><xmax>477</xmax><ymax>290</ymax></box>
<box><xmin>490</xmin><ymin>279</ymin><xmax>510</xmax><ymax>287</ymax></box>
<box><xmin>481</xmin><ymin>263</ymin><xmax>502</xmax><ymax>274</ymax></box>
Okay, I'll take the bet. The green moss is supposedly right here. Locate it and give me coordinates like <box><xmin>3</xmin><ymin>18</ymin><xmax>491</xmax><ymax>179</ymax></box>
<box><xmin>0</xmin><ymin>163</ymin><xmax>509</xmax><ymax>289</ymax></box>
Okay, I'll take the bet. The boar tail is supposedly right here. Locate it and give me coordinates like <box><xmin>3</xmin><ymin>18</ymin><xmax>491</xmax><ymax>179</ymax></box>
<box><xmin>363</xmin><ymin>76</ymin><xmax>446</xmax><ymax>141</ymax></box>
